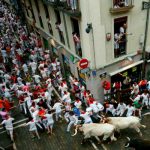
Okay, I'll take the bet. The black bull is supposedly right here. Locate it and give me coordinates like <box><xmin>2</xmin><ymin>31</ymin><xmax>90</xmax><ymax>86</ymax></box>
<box><xmin>125</xmin><ymin>137</ymin><xmax>150</xmax><ymax>150</ymax></box>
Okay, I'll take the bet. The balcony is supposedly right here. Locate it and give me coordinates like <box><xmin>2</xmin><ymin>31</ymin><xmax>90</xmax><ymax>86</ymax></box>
<box><xmin>43</xmin><ymin>0</ymin><xmax>81</xmax><ymax>17</ymax></box>
<box><xmin>42</xmin><ymin>0</ymin><xmax>59</xmax><ymax>6</ymax></box>
<box><xmin>110</xmin><ymin>0</ymin><xmax>134</xmax><ymax>14</ymax></box>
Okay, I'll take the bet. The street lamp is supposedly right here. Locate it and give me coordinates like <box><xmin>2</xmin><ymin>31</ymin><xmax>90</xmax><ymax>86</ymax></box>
<box><xmin>142</xmin><ymin>0</ymin><xmax>150</xmax><ymax>78</ymax></box>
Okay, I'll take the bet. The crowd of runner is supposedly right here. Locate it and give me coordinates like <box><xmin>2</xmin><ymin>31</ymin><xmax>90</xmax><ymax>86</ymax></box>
<box><xmin>0</xmin><ymin>1</ymin><xmax>150</xmax><ymax>144</ymax></box>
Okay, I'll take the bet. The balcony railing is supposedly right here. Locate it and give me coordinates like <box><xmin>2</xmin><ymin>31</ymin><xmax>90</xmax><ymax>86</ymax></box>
<box><xmin>110</xmin><ymin>0</ymin><xmax>134</xmax><ymax>14</ymax></box>
<box><xmin>42</xmin><ymin>0</ymin><xmax>59</xmax><ymax>6</ymax></box>
<box><xmin>43</xmin><ymin>0</ymin><xmax>81</xmax><ymax>17</ymax></box>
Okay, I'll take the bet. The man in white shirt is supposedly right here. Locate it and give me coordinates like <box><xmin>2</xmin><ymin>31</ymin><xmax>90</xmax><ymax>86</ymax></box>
<box><xmin>126</xmin><ymin>104</ymin><xmax>135</xmax><ymax>117</ymax></box>
<box><xmin>22</xmin><ymin>63</ymin><xmax>28</xmax><ymax>75</ymax></box>
<box><xmin>1</xmin><ymin>115</ymin><xmax>14</xmax><ymax>141</ymax></box>
<box><xmin>33</xmin><ymin>74</ymin><xmax>41</xmax><ymax>84</ymax></box>
<box><xmin>53</xmin><ymin>102</ymin><xmax>63</xmax><ymax>121</ymax></box>
<box><xmin>29</xmin><ymin>60</ymin><xmax>37</xmax><ymax>75</ymax></box>
<box><xmin>24</xmin><ymin>119</ymin><xmax>40</xmax><ymax>140</ymax></box>
<box><xmin>44</xmin><ymin>90</ymin><xmax>52</xmax><ymax>109</ymax></box>
<box><xmin>142</xmin><ymin>91</ymin><xmax>149</xmax><ymax>109</ymax></box>
<box><xmin>131</xmin><ymin>82</ymin><xmax>139</xmax><ymax>95</ymax></box>
<box><xmin>62</xmin><ymin>91</ymin><xmax>71</xmax><ymax>104</ymax></box>
<box><xmin>116</xmin><ymin>102</ymin><xmax>126</xmax><ymax>116</ymax></box>
<box><xmin>67</xmin><ymin>111</ymin><xmax>78</xmax><ymax>132</ymax></box>
<box><xmin>80</xmin><ymin>112</ymin><xmax>93</xmax><ymax>124</ymax></box>
<box><xmin>74</xmin><ymin>98</ymin><xmax>82</xmax><ymax>109</ymax></box>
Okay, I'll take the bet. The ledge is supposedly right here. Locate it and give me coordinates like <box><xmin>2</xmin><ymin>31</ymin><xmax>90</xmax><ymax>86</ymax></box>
<box><xmin>57</xmin><ymin>6</ymin><xmax>81</xmax><ymax>17</ymax></box>
<box><xmin>110</xmin><ymin>5</ymin><xmax>134</xmax><ymax>14</ymax></box>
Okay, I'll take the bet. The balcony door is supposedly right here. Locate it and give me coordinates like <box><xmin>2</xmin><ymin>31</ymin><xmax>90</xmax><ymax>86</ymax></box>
<box><xmin>114</xmin><ymin>16</ymin><xmax>127</xmax><ymax>58</ymax></box>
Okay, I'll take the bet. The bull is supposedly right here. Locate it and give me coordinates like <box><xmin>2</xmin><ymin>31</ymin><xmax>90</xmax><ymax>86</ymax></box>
<box><xmin>125</xmin><ymin>137</ymin><xmax>150</xmax><ymax>150</ymax></box>
<box><xmin>72</xmin><ymin>123</ymin><xmax>117</xmax><ymax>144</ymax></box>
<box><xmin>101</xmin><ymin>116</ymin><xmax>146</xmax><ymax>136</ymax></box>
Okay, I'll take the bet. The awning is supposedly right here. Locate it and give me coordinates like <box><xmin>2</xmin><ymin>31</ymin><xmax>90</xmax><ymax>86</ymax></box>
<box><xmin>109</xmin><ymin>60</ymin><xmax>143</xmax><ymax>76</ymax></box>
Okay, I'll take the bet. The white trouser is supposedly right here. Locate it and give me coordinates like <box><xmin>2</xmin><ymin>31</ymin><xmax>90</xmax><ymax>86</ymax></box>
<box><xmin>64</xmin><ymin>112</ymin><xmax>69</xmax><ymax>122</ymax></box>
<box><xmin>143</xmin><ymin>100</ymin><xmax>148</xmax><ymax>106</ymax></box>
<box><xmin>67</xmin><ymin>120</ymin><xmax>75</xmax><ymax>132</ymax></box>
<box><xmin>20</xmin><ymin>103</ymin><xmax>27</xmax><ymax>114</ymax></box>
<box><xmin>70</xmin><ymin>0</ymin><xmax>77</xmax><ymax>10</ymax></box>
<box><xmin>55</xmin><ymin>111</ymin><xmax>62</xmax><ymax>121</ymax></box>
<box><xmin>116</xmin><ymin>109</ymin><xmax>125</xmax><ymax>116</ymax></box>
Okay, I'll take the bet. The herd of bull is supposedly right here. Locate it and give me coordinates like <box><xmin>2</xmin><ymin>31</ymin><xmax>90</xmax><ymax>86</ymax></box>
<box><xmin>72</xmin><ymin>115</ymin><xmax>150</xmax><ymax>149</ymax></box>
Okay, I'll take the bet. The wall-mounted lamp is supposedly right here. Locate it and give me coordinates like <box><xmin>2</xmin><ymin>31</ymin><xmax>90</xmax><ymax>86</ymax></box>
<box><xmin>85</xmin><ymin>23</ymin><xmax>92</xmax><ymax>34</ymax></box>
<box><xmin>106</xmin><ymin>33</ymin><xmax>111</xmax><ymax>41</ymax></box>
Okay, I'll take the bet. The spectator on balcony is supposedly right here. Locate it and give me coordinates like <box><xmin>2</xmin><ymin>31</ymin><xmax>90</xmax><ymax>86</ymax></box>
<box><xmin>55</xmin><ymin>22</ymin><xmax>65</xmax><ymax>43</ymax></box>
<box><xmin>114</xmin><ymin>2</ymin><xmax>120</xmax><ymax>8</ymax></box>
<box><xmin>119</xmin><ymin>23</ymin><xmax>127</xmax><ymax>53</ymax></box>
<box><xmin>70</xmin><ymin>0</ymin><xmax>77</xmax><ymax>11</ymax></box>
<box><xmin>72</xmin><ymin>32</ymin><xmax>81</xmax><ymax>56</ymax></box>
<box><xmin>66</xmin><ymin>0</ymin><xmax>71</xmax><ymax>7</ymax></box>
<box><xmin>114</xmin><ymin>33</ymin><xmax>120</xmax><ymax>58</ymax></box>
<box><xmin>119</xmin><ymin>23</ymin><xmax>127</xmax><ymax>39</ymax></box>
<box><xmin>120</xmin><ymin>0</ymin><xmax>129</xmax><ymax>7</ymax></box>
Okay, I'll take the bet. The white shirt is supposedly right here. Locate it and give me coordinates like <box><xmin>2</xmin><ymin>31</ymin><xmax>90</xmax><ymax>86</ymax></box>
<box><xmin>40</xmin><ymin>69</ymin><xmax>47</xmax><ymax>78</ymax></box>
<box><xmin>45</xmin><ymin>91</ymin><xmax>51</xmax><ymax>101</ymax></box>
<box><xmin>62</xmin><ymin>92</ymin><xmax>71</xmax><ymax>102</ymax></box>
<box><xmin>74</xmin><ymin>101</ymin><xmax>82</xmax><ymax>109</ymax></box>
<box><xmin>4</xmin><ymin>74</ymin><xmax>10</xmax><ymax>82</ymax></box>
<box><xmin>29</xmin><ymin>62</ymin><xmax>37</xmax><ymax>69</ymax></box>
<box><xmin>2</xmin><ymin>118</ymin><xmax>14</xmax><ymax>130</ymax></box>
<box><xmin>117</xmin><ymin>103</ymin><xmax>126</xmax><ymax>111</ymax></box>
<box><xmin>80</xmin><ymin>112</ymin><xmax>92</xmax><ymax>124</ymax></box>
<box><xmin>126</xmin><ymin>105</ymin><xmax>135</xmax><ymax>117</ymax></box>
<box><xmin>45</xmin><ymin>114</ymin><xmax>54</xmax><ymax>124</ymax></box>
<box><xmin>53</xmin><ymin>102</ymin><xmax>63</xmax><ymax>113</ymax></box>
<box><xmin>147</xmin><ymin>81</ymin><xmax>150</xmax><ymax>90</ymax></box>
<box><xmin>24</xmin><ymin>96</ymin><xmax>32</xmax><ymax>108</ymax></box>
<box><xmin>33</xmin><ymin>75</ymin><xmax>41</xmax><ymax>83</ymax></box>
<box><xmin>142</xmin><ymin>93</ymin><xmax>149</xmax><ymax>102</ymax></box>
<box><xmin>90</xmin><ymin>103</ymin><xmax>99</xmax><ymax>113</ymax></box>
<box><xmin>59</xmin><ymin>85</ymin><xmax>68</xmax><ymax>93</ymax></box>
<box><xmin>133</xmin><ymin>95</ymin><xmax>141</xmax><ymax>102</ymax></box>
<box><xmin>26</xmin><ymin>121</ymin><xmax>37</xmax><ymax>131</ymax></box>
<box><xmin>22</xmin><ymin>64</ymin><xmax>28</xmax><ymax>72</ymax></box>
<box><xmin>51</xmin><ymin>62</ymin><xmax>57</xmax><ymax>71</ymax></box>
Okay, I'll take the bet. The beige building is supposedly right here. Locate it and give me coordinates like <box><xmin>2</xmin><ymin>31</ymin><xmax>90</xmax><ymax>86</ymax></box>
<box><xmin>5</xmin><ymin>0</ymin><xmax>150</xmax><ymax>102</ymax></box>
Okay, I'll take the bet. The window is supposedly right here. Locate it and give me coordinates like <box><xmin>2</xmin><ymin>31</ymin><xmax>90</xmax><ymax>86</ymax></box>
<box><xmin>34</xmin><ymin>0</ymin><xmax>40</xmax><ymax>13</ymax></box>
<box><xmin>54</xmin><ymin>10</ymin><xmax>65</xmax><ymax>44</ymax></box>
<box><xmin>25</xmin><ymin>7</ymin><xmax>30</xmax><ymax>17</ymax></box>
<box><xmin>43</xmin><ymin>3</ymin><xmax>50</xmax><ymax>18</ymax></box>
<box><xmin>28</xmin><ymin>0</ymin><xmax>35</xmax><ymax>20</ymax></box>
<box><xmin>71</xmin><ymin>18</ymin><xmax>82</xmax><ymax>57</ymax></box>
<box><xmin>113</xmin><ymin>0</ymin><xmax>133</xmax><ymax>8</ymax></box>
<box><xmin>48</xmin><ymin>22</ymin><xmax>53</xmax><ymax>35</ymax></box>
<box><xmin>39</xmin><ymin>16</ymin><xmax>44</xmax><ymax>28</ymax></box>
<box><xmin>114</xmin><ymin>16</ymin><xmax>127</xmax><ymax>58</ymax></box>
<box><xmin>54</xmin><ymin>9</ymin><xmax>61</xmax><ymax>24</ymax></box>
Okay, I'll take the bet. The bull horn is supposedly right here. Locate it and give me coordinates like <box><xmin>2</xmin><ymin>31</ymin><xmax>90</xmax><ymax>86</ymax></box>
<box><xmin>71</xmin><ymin>125</ymin><xmax>79</xmax><ymax>136</ymax></box>
<box><xmin>124</xmin><ymin>143</ymin><xmax>129</xmax><ymax>148</ymax></box>
<box><xmin>72</xmin><ymin>128</ymin><xmax>78</xmax><ymax>136</ymax></box>
<box><xmin>126</xmin><ymin>137</ymin><xmax>130</xmax><ymax>141</ymax></box>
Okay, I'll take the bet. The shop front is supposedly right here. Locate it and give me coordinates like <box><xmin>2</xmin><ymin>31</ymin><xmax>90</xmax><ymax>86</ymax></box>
<box><xmin>110</xmin><ymin>60</ymin><xmax>143</xmax><ymax>85</ymax></box>
<box><xmin>108</xmin><ymin>60</ymin><xmax>143</xmax><ymax>101</ymax></box>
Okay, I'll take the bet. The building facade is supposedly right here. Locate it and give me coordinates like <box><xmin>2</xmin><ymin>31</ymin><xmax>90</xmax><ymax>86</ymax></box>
<box><xmin>5</xmin><ymin>0</ymin><xmax>150</xmax><ymax>102</ymax></box>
